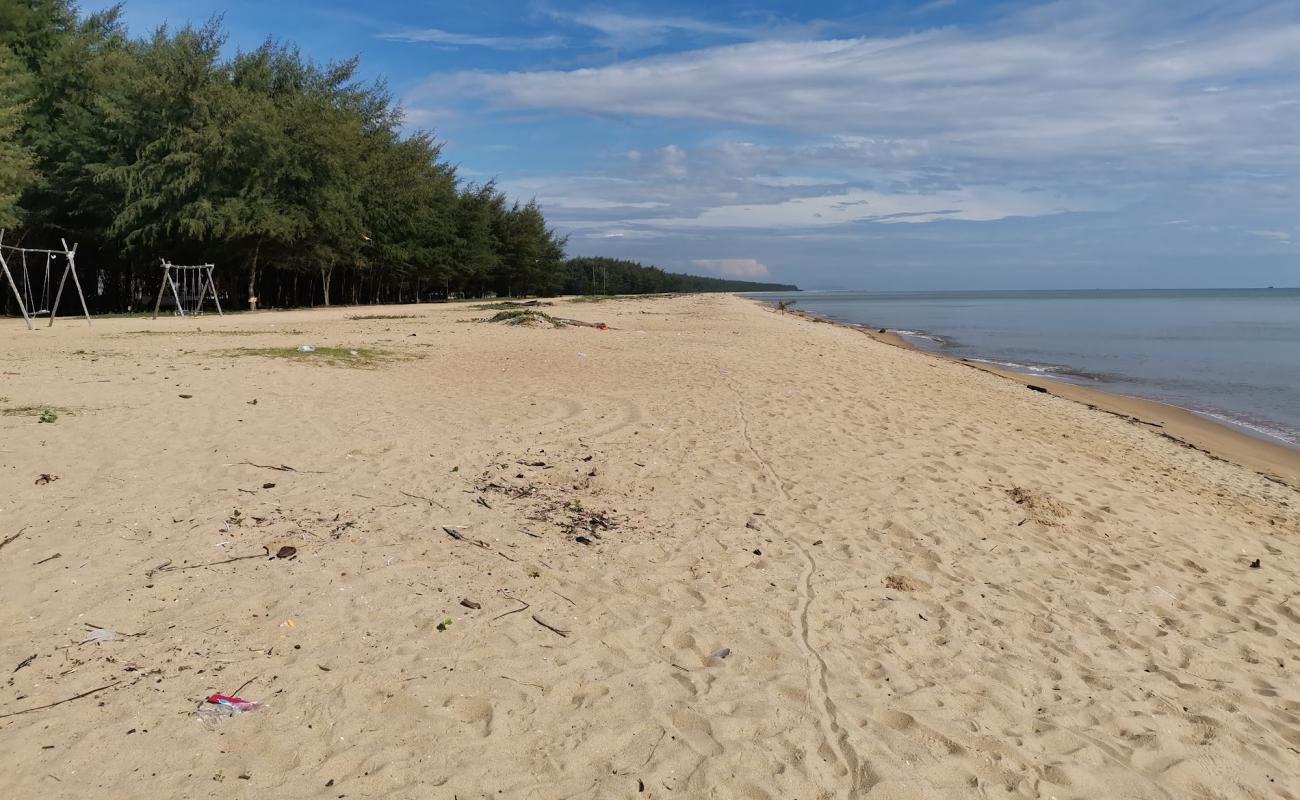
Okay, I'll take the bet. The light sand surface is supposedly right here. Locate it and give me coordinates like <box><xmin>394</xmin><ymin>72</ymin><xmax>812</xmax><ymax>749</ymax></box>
<box><xmin>2</xmin><ymin>294</ymin><xmax>1298</xmax><ymax>799</ymax></box>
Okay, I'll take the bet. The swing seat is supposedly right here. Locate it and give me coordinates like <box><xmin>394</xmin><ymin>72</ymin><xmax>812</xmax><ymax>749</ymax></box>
<box><xmin>33</xmin><ymin>309</ymin><xmax>50</xmax><ymax>317</ymax></box>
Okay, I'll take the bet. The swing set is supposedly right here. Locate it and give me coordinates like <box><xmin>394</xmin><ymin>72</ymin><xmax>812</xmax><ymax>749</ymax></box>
<box><xmin>152</xmin><ymin>259</ymin><xmax>223</xmax><ymax>318</ymax></box>
<box><xmin>0</xmin><ymin>230</ymin><xmax>92</xmax><ymax>329</ymax></box>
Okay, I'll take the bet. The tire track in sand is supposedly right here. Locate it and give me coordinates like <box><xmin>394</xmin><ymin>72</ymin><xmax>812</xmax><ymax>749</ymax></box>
<box><xmin>725</xmin><ymin>375</ymin><xmax>876</xmax><ymax>797</ymax></box>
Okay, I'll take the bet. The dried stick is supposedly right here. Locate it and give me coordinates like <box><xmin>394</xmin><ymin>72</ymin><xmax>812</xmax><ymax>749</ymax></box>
<box><xmin>443</xmin><ymin>527</ymin><xmax>489</xmax><ymax>549</ymax></box>
<box><xmin>491</xmin><ymin>593</ymin><xmax>531</xmax><ymax>622</ymax></box>
<box><xmin>229</xmin><ymin>676</ymin><xmax>258</xmax><ymax>698</ymax></box>
<box><xmin>0</xmin><ymin>680</ymin><xmax>123</xmax><ymax>720</ymax></box>
<box><xmin>0</xmin><ymin>526</ymin><xmax>30</xmax><ymax>554</ymax></box>
<box><xmin>235</xmin><ymin>461</ymin><xmax>328</xmax><ymax>474</ymax></box>
<box><xmin>155</xmin><ymin>547</ymin><xmax>269</xmax><ymax>574</ymax></box>
<box><xmin>531</xmin><ymin>615</ymin><xmax>571</xmax><ymax>638</ymax></box>
<box><xmin>400</xmin><ymin>490</ymin><xmax>447</xmax><ymax>510</ymax></box>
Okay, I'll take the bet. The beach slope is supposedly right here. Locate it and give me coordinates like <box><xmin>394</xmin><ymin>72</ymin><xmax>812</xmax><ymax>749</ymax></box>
<box><xmin>1</xmin><ymin>294</ymin><xmax>1297</xmax><ymax>798</ymax></box>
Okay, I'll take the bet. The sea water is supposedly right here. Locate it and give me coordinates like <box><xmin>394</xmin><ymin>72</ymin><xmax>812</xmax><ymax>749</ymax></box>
<box><xmin>749</xmin><ymin>289</ymin><xmax>1300</xmax><ymax>448</ymax></box>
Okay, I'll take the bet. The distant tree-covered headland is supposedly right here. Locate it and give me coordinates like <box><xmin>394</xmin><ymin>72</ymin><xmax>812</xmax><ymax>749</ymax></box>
<box><xmin>563</xmin><ymin>258</ymin><xmax>798</xmax><ymax>295</ymax></box>
<box><xmin>0</xmin><ymin>1</ymin><xmax>794</xmax><ymax>313</ymax></box>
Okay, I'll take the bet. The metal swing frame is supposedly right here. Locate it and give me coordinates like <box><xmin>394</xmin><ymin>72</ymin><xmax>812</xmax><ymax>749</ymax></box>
<box><xmin>0</xmin><ymin>229</ymin><xmax>92</xmax><ymax>329</ymax></box>
<box><xmin>152</xmin><ymin>259</ymin><xmax>223</xmax><ymax>318</ymax></box>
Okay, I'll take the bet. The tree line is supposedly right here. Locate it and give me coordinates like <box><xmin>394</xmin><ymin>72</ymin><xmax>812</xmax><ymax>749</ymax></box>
<box><xmin>0</xmin><ymin>1</ymin><xmax>797</xmax><ymax>315</ymax></box>
<box><xmin>0</xmin><ymin>0</ymin><xmax>568</xmax><ymax>312</ymax></box>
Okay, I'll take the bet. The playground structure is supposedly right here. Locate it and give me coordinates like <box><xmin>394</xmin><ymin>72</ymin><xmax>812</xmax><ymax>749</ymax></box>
<box><xmin>152</xmin><ymin>260</ymin><xmax>223</xmax><ymax>318</ymax></box>
<box><xmin>0</xmin><ymin>230</ymin><xmax>92</xmax><ymax>329</ymax></box>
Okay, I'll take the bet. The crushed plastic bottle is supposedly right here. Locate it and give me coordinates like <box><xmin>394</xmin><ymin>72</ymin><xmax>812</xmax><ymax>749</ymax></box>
<box><xmin>197</xmin><ymin>694</ymin><xmax>260</xmax><ymax>724</ymax></box>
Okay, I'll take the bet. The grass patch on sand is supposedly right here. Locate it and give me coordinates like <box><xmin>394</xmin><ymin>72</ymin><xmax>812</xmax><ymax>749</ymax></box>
<box><xmin>1</xmin><ymin>404</ymin><xmax>76</xmax><ymax>420</ymax></box>
<box><xmin>481</xmin><ymin>309</ymin><xmax>611</xmax><ymax>330</ymax></box>
<box><xmin>221</xmin><ymin>346</ymin><xmax>404</xmax><ymax>368</ymax></box>
<box><xmin>346</xmin><ymin>314</ymin><xmax>417</xmax><ymax>321</ymax></box>
<box><xmin>111</xmin><ymin>328</ymin><xmax>306</xmax><ymax>338</ymax></box>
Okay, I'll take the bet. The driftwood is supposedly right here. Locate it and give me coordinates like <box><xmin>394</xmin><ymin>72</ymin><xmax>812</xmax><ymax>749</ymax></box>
<box><xmin>553</xmin><ymin>316</ymin><xmax>609</xmax><ymax>329</ymax></box>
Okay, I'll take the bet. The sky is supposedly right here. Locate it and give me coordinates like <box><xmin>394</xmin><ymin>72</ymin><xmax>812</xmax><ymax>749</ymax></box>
<box><xmin>81</xmin><ymin>0</ymin><xmax>1300</xmax><ymax>289</ymax></box>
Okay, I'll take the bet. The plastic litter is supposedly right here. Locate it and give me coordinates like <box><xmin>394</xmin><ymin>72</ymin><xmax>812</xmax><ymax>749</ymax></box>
<box><xmin>296</xmin><ymin>345</ymin><xmax>316</xmax><ymax>353</ymax></box>
<box><xmin>197</xmin><ymin>694</ymin><xmax>260</xmax><ymax>723</ymax></box>
<box><xmin>710</xmin><ymin>648</ymin><xmax>731</xmax><ymax>660</ymax></box>
<box><xmin>82</xmin><ymin>627</ymin><xmax>116</xmax><ymax>643</ymax></box>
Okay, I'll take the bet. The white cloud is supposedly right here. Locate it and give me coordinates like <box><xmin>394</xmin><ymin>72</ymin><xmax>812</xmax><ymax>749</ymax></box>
<box><xmin>651</xmin><ymin>186</ymin><xmax>1085</xmax><ymax>229</ymax></box>
<box><xmin>543</xmin><ymin>7</ymin><xmax>821</xmax><ymax>50</ymax></box>
<box><xmin>442</xmin><ymin>3</ymin><xmax>1300</xmax><ymax>170</ymax></box>
<box><xmin>419</xmin><ymin>0</ymin><xmax>1300</xmax><ymax>286</ymax></box>
<box><xmin>565</xmin><ymin>10</ymin><xmax>748</xmax><ymax>41</ymax></box>
<box><xmin>379</xmin><ymin>28</ymin><xmax>565</xmax><ymax>50</ymax></box>
<box><xmin>658</xmin><ymin>144</ymin><xmax>687</xmax><ymax>178</ymax></box>
<box><xmin>1248</xmin><ymin>229</ymin><xmax>1294</xmax><ymax>243</ymax></box>
<box><xmin>691</xmin><ymin>258</ymin><xmax>771</xmax><ymax>278</ymax></box>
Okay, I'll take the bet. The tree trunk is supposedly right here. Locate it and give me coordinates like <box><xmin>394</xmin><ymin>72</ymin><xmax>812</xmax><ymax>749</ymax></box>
<box><xmin>321</xmin><ymin>267</ymin><xmax>332</xmax><ymax>306</ymax></box>
<box><xmin>247</xmin><ymin>240</ymin><xmax>261</xmax><ymax>311</ymax></box>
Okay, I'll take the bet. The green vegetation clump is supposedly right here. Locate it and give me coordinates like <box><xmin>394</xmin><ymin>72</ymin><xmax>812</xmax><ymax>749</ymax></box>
<box><xmin>486</xmin><ymin>309</ymin><xmax>567</xmax><ymax>328</ymax></box>
<box><xmin>1</xmin><ymin>404</ymin><xmax>73</xmax><ymax>420</ymax></box>
<box><xmin>222</xmin><ymin>346</ymin><xmax>402</xmax><ymax>368</ymax></box>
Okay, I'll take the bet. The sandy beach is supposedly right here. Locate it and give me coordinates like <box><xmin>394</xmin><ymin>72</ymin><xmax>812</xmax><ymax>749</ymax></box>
<box><xmin>2</xmin><ymin>293</ymin><xmax>1298</xmax><ymax>799</ymax></box>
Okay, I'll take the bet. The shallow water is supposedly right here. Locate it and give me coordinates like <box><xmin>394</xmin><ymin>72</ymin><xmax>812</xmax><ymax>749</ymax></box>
<box><xmin>749</xmin><ymin>289</ymin><xmax>1300</xmax><ymax>448</ymax></box>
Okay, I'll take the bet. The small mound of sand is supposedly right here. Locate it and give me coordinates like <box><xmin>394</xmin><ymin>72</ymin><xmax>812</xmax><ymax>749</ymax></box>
<box><xmin>884</xmin><ymin>574</ymin><xmax>923</xmax><ymax>592</ymax></box>
<box><xmin>1006</xmin><ymin>485</ymin><xmax>1068</xmax><ymax>525</ymax></box>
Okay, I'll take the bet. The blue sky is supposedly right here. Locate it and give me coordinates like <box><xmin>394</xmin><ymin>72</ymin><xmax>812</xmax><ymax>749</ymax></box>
<box><xmin>83</xmin><ymin>0</ymin><xmax>1300</xmax><ymax>289</ymax></box>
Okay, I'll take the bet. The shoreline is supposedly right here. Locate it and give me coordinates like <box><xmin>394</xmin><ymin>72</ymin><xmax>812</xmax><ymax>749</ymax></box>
<box><xmin>775</xmin><ymin>303</ymin><xmax>1300</xmax><ymax>487</ymax></box>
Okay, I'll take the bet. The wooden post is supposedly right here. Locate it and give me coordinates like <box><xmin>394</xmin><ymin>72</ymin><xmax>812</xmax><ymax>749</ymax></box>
<box><xmin>47</xmin><ymin>251</ymin><xmax>69</xmax><ymax>326</ymax></box>
<box><xmin>0</xmin><ymin>232</ymin><xmax>35</xmax><ymax>331</ymax></box>
<box><xmin>169</xmin><ymin>267</ymin><xmax>185</xmax><ymax>318</ymax></box>
<box><xmin>67</xmin><ymin>242</ymin><xmax>91</xmax><ymax>326</ymax></box>
<box><xmin>152</xmin><ymin>261</ymin><xmax>170</xmax><ymax>319</ymax></box>
<box><xmin>192</xmin><ymin>264</ymin><xmax>210</xmax><ymax>314</ymax></box>
<box><xmin>47</xmin><ymin>241</ymin><xmax>90</xmax><ymax>327</ymax></box>
<box><xmin>207</xmin><ymin>265</ymin><xmax>223</xmax><ymax>316</ymax></box>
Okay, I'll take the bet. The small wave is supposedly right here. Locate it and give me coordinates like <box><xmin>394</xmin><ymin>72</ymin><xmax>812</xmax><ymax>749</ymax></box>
<box><xmin>892</xmin><ymin>329</ymin><xmax>946</xmax><ymax>344</ymax></box>
<box><xmin>966</xmin><ymin>357</ymin><xmax>1060</xmax><ymax>374</ymax></box>
<box><xmin>964</xmin><ymin>357</ymin><xmax>1107</xmax><ymax>383</ymax></box>
<box><xmin>1191</xmin><ymin>410</ymin><xmax>1300</xmax><ymax>448</ymax></box>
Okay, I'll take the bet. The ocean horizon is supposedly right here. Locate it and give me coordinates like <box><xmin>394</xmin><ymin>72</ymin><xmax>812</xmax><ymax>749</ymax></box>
<box><xmin>749</xmin><ymin>288</ymin><xmax>1300</xmax><ymax>449</ymax></box>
